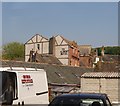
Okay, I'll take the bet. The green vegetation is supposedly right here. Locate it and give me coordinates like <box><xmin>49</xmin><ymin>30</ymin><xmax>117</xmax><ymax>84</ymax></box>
<box><xmin>94</xmin><ymin>46</ymin><xmax>120</xmax><ymax>56</ymax></box>
<box><xmin>2</xmin><ymin>42</ymin><xmax>24</xmax><ymax>60</ymax></box>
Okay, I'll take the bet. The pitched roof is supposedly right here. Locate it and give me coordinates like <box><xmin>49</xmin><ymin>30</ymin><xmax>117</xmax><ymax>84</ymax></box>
<box><xmin>1</xmin><ymin>60</ymin><xmax>94</xmax><ymax>84</ymax></box>
<box><xmin>59</xmin><ymin>35</ymin><xmax>78</xmax><ymax>48</ymax></box>
<box><xmin>35</xmin><ymin>53</ymin><xmax>62</xmax><ymax>65</ymax></box>
<box><xmin>25</xmin><ymin>34</ymin><xmax>48</xmax><ymax>44</ymax></box>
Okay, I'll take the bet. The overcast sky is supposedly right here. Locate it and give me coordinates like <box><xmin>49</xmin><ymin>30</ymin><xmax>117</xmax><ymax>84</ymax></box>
<box><xmin>2</xmin><ymin>2</ymin><xmax>118</xmax><ymax>47</ymax></box>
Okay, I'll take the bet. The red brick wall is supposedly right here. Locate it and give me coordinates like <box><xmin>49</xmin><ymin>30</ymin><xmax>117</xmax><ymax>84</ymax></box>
<box><xmin>68</xmin><ymin>47</ymin><xmax>80</xmax><ymax>66</ymax></box>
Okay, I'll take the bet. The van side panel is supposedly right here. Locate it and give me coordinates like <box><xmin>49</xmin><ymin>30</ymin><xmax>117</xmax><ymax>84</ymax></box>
<box><xmin>13</xmin><ymin>70</ymin><xmax>49</xmax><ymax>105</ymax></box>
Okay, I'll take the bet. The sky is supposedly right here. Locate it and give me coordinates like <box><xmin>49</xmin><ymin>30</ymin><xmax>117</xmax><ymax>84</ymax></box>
<box><xmin>2</xmin><ymin>2</ymin><xmax>118</xmax><ymax>47</ymax></box>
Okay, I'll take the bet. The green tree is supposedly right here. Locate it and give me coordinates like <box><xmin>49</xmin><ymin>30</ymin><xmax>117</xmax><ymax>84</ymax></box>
<box><xmin>94</xmin><ymin>46</ymin><xmax>120</xmax><ymax>55</ymax></box>
<box><xmin>105</xmin><ymin>46</ymin><xmax>120</xmax><ymax>55</ymax></box>
<box><xmin>2</xmin><ymin>42</ymin><xmax>24</xmax><ymax>60</ymax></box>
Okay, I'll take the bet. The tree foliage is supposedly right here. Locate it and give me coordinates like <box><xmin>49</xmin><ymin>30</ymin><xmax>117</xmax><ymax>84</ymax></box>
<box><xmin>2</xmin><ymin>42</ymin><xmax>24</xmax><ymax>60</ymax></box>
<box><xmin>105</xmin><ymin>46</ymin><xmax>120</xmax><ymax>55</ymax></box>
<box><xmin>95</xmin><ymin>46</ymin><xmax>120</xmax><ymax>56</ymax></box>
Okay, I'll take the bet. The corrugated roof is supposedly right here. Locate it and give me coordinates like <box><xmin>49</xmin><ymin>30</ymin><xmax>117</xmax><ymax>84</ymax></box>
<box><xmin>81</xmin><ymin>72</ymin><xmax>120</xmax><ymax>78</ymax></box>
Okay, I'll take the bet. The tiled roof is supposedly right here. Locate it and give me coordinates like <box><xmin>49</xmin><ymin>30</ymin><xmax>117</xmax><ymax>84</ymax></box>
<box><xmin>81</xmin><ymin>72</ymin><xmax>120</xmax><ymax>78</ymax></box>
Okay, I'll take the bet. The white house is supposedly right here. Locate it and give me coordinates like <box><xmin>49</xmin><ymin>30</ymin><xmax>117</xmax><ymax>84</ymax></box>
<box><xmin>50</xmin><ymin>35</ymin><xmax>80</xmax><ymax>66</ymax></box>
<box><xmin>25</xmin><ymin>34</ymin><xmax>49</xmax><ymax>62</ymax></box>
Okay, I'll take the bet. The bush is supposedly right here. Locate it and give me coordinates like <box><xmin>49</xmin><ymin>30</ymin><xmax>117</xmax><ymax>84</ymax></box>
<box><xmin>2</xmin><ymin>42</ymin><xmax>24</xmax><ymax>60</ymax></box>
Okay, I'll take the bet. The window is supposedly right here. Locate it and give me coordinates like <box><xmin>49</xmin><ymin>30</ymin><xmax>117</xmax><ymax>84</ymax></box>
<box><xmin>60</xmin><ymin>48</ymin><xmax>68</xmax><ymax>55</ymax></box>
<box><xmin>37</xmin><ymin>44</ymin><xmax>40</xmax><ymax>50</ymax></box>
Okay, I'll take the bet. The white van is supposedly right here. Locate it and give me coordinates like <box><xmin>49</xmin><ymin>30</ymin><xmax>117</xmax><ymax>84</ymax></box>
<box><xmin>0</xmin><ymin>67</ymin><xmax>49</xmax><ymax>105</ymax></box>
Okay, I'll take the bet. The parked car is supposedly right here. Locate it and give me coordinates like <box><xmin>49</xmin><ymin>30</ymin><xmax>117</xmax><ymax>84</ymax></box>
<box><xmin>49</xmin><ymin>93</ymin><xmax>112</xmax><ymax>106</ymax></box>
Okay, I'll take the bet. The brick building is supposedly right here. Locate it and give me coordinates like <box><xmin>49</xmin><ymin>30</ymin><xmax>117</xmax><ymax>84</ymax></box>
<box><xmin>78</xmin><ymin>45</ymin><xmax>93</xmax><ymax>67</ymax></box>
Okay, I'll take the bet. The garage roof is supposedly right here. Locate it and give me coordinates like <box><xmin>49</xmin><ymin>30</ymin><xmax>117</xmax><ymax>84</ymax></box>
<box><xmin>81</xmin><ymin>72</ymin><xmax>120</xmax><ymax>78</ymax></box>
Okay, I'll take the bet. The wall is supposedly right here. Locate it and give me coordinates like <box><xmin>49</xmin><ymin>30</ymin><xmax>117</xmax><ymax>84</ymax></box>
<box><xmin>106</xmin><ymin>78</ymin><xmax>119</xmax><ymax>103</ymax></box>
<box><xmin>81</xmin><ymin>78</ymin><xmax>100</xmax><ymax>93</ymax></box>
<box><xmin>81</xmin><ymin>77</ymin><xmax>119</xmax><ymax>103</ymax></box>
<box><xmin>69</xmin><ymin>47</ymin><xmax>79</xmax><ymax>66</ymax></box>
<box><xmin>25</xmin><ymin>35</ymin><xmax>80</xmax><ymax>66</ymax></box>
<box><xmin>54</xmin><ymin>35</ymin><xmax>80</xmax><ymax>66</ymax></box>
<box><xmin>79</xmin><ymin>56</ymin><xmax>92</xmax><ymax>67</ymax></box>
<box><xmin>49</xmin><ymin>37</ymin><xmax>55</xmax><ymax>55</ymax></box>
<box><xmin>54</xmin><ymin>36</ymin><xmax>69</xmax><ymax>65</ymax></box>
<box><xmin>25</xmin><ymin>34</ymin><xmax>49</xmax><ymax>62</ymax></box>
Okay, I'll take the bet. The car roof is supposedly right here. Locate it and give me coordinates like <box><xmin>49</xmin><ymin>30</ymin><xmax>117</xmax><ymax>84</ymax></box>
<box><xmin>56</xmin><ymin>93</ymin><xmax>107</xmax><ymax>99</ymax></box>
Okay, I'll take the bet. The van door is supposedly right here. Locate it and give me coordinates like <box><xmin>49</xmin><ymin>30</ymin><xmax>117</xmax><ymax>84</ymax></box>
<box><xmin>0</xmin><ymin>71</ymin><xmax>18</xmax><ymax>105</ymax></box>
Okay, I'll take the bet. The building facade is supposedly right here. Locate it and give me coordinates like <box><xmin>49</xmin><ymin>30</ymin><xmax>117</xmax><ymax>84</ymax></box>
<box><xmin>50</xmin><ymin>35</ymin><xmax>80</xmax><ymax>66</ymax></box>
<box><xmin>25</xmin><ymin>34</ymin><xmax>80</xmax><ymax>66</ymax></box>
<box><xmin>78</xmin><ymin>45</ymin><xmax>93</xmax><ymax>67</ymax></box>
<box><xmin>25</xmin><ymin>34</ymin><xmax>49</xmax><ymax>62</ymax></box>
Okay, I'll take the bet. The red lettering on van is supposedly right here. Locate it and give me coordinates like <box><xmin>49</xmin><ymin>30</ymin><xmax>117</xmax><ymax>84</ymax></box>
<box><xmin>21</xmin><ymin>75</ymin><xmax>33</xmax><ymax>84</ymax></box>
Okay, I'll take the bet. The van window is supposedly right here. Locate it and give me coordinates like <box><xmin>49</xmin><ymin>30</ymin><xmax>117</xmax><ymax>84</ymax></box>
<box><xmin>0</xmin><ymin>71</ymin><xmax>18</xmax><ymax>102</ymax></box>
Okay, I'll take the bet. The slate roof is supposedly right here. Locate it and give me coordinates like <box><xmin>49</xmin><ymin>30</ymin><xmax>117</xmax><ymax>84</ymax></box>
<box><xmin>35</xmin><ymin>53</ymin><xmax>62</xmax><ymax>65</ymax></box>
<box><xmin>1</xmin><ymin>60</ymin><xmax>94</xmax><ymax>84</ymax></box>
